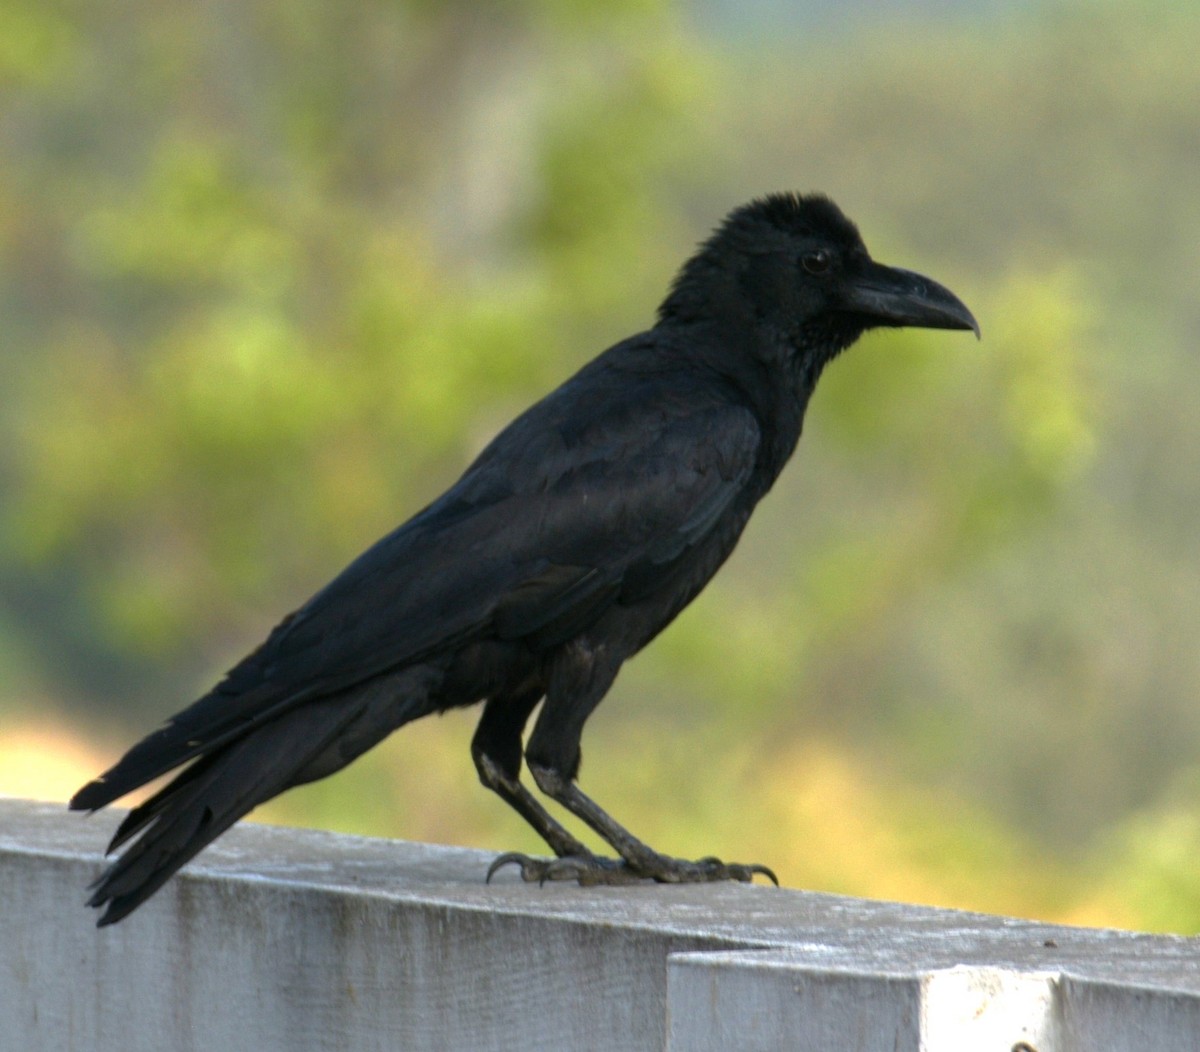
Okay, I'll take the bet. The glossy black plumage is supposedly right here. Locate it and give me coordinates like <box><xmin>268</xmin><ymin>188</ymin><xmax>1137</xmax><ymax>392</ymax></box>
<box><xmin>72</xmin><ymin>193</ymin><xmax>977</xmax><ymax>924</ymax></box>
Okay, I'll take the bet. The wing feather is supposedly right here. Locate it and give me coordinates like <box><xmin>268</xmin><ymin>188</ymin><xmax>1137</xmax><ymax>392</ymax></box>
<box><xmin>72</xmin><ymin>364</ymin><xmax>761</xmax><ymax>810</ymax></box>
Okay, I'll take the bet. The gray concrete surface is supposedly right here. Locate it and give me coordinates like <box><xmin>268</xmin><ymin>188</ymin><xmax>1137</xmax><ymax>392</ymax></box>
<box><xmin>2</xmin><ymin>797</ymin><xmax>1198</xmax><ymax>1051</ymax></box>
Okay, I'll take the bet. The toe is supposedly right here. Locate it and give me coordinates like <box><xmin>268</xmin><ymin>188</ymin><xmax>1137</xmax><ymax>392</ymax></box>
<box><xmin>485</xmin><ymin>852</ymin><xmax>545</xmax><ymax>883</ymax></box>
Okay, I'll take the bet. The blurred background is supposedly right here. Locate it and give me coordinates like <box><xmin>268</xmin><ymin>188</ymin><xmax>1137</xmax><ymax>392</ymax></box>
<box><xmin>3</xmin><ymin>0</ymin><xmax>1199</xmax><ymax>932</ymax></box>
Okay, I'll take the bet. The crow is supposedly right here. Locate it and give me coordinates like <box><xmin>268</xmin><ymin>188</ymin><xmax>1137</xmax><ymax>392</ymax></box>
<box><xmin>71</xmin><ymin>193</ymin><xmax>978</xmax><ymax>925</ymax></box>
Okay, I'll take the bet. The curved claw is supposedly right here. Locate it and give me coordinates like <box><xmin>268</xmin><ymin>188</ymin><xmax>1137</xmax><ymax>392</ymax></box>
<box><xmin>749</xmin><ymin>863</ymin><xmax>779</xmax><ymax>886</ymax></box>
<box><xmin>723</xmin><ymin>860</ymin><xmax>778</xmax><ymax>886</ymax></box>
<box><xmin>485</xmin><ymin>850</ymin><xmax>780</xmax><ymax>888</ymax></box>
<box><xmin>486</xmin><ymin>851</ymin><xmax>544</xmax><ymax>884</ymax></box>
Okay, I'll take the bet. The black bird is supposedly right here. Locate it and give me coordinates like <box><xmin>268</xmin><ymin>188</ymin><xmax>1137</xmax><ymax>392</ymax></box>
<box><xmin>71</xmin><ymin>193</ymin><xmax>978</xmax><ymax>925</ymax></box>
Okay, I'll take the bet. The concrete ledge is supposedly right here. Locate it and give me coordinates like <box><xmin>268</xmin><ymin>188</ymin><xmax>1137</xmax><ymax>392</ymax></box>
<box><xmin>1</xmin><ymin>797</ymin><xmax>1197</xmax><ymax>1051</ymax></box>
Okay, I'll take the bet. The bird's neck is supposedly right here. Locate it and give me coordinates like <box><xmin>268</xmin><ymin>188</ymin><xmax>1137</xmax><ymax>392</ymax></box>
<box><xmin>695</xmin><ymin>321</ymin><xmax>829</xmax><ymax>491</ymax></box>
<box><xmin>760</xmin><ymin>354</ymin><xmax>820</xmax><ymax>488</ymax></box>
<box><xmin>758</xmin><ymin>318</ymin><xmax>864</xmax><ymax>479</ymax></box>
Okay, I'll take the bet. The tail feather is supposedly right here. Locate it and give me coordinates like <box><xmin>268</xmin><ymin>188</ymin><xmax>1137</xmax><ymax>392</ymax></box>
<box><xmin>80</xmin><ymin>668</ymin><xmax>439</xmax><ymax>925</ymax></box>
<box><xmin>104</xmin><ymin>749</ymin><xmax>226</xmax><ymax>854</ymax></box>
<box><xmin>87</xmin><ymin>699</ymin><xmax>362</xmax><ymax>925</ymax></box>
<box><xmin>70</xmin><ymin>685</ymin><xmax>308</xmax><ymax>815</ymax></box>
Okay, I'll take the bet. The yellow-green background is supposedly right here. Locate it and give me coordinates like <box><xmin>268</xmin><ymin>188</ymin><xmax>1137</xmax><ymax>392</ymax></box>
<box><xmin>3</xmin><ymin>0</ymin><xmax>1199</xmax><ymax>933</ymax></box>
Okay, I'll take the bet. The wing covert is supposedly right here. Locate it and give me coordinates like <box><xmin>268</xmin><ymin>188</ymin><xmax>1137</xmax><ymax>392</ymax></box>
<box><xmin>213</xmin><ymin>388</ymin><xmax>762</xmax><ymax>707</ymax></box>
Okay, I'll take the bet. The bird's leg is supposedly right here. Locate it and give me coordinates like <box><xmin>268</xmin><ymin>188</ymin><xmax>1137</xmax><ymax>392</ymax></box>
<box><xmin>476</xmin><ymin>754</ymin><xmax>591</xmax><ymax>863</ymax></box>
<box><xmin>487</xmin><ymin>645</ymin><xmax>776</xmax><ymax>887</ymax></box>
<box><xmin>471</xmin><ymin>687</ymin><xmax>596</xmax><ymax>876</ymax></box>
<box><xmin>522</xmin><ymin>762</ymin><xmax>776</xmax><ymax>886</ymax></box>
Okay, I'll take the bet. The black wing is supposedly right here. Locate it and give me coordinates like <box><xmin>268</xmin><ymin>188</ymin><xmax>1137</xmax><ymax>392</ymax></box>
<box><xmin>73</xmin><ymin>361</ymin><xmax>760</xmax><ymax>808</ymax></box>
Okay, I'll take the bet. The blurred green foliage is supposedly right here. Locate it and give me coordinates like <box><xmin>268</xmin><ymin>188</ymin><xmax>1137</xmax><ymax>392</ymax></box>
<box><xmin>2</xmin><ymin>0</ymin><xmax>1199</xmax><ymax>930</ymax></box>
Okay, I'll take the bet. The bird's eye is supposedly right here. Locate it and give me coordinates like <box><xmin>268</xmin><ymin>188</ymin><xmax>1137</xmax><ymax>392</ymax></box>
<box><xmin>801</xmin><ymin>250</ymin><xmax>832</xmax><ymax>275</ymax></box>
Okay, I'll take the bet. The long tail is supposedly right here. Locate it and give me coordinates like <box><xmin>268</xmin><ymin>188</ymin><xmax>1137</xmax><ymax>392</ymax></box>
<box><xmin>71</xmin><ymin>673</ymin><xmax>435</xmax><ymax>926</ymax></box>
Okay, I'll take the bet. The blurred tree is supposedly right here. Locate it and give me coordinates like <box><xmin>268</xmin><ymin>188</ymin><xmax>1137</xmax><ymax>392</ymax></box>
<box><xmin>2</xmin><ymin>0</ymin><xmax>1199</xmax><ymax>931</ymax></box>
<box><xmin>711</xmin><ymin>3</ymin><xmax>1200</xmax><ymax>857</ymax></box>
<box><xmin>1</xmin><ymin>0</ymin><xmax>714</xmax><ymax>717</ymax></box>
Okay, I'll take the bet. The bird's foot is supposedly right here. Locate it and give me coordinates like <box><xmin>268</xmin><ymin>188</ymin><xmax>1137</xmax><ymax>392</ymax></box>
<box><xmin>635</xmin><ymin>853</ymin><xmax>779</xmax><ymax>886</ymax></box>
<box><xmin>486</xmin><ymin>851</ymin><xmax>645</xmax><ymax>885</ymax></box>
<box><xmin>486</xmin><ymin>850</ymin><xmax>777</xmax><ymax>887</ymax></box>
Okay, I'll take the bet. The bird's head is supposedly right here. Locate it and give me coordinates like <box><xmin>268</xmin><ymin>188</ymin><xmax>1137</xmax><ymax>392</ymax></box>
<box><xmin>659</xmin><ymin>192</ymin><xmax>978</xmax><ymax>367</ymax></box>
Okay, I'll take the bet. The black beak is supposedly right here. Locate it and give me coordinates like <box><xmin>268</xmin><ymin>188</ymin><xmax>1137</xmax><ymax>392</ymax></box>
<box><xmin>841</xmin><ymin>261</ymin><xmax>980</xmax><ymax>338</ymax></box>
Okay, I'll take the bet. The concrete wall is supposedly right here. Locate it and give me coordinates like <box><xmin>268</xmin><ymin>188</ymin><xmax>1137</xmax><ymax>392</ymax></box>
<box><xmin>2</xmin><ymin>797</ymin><xmax>1198</xmax><ymax>1051</ymax></box>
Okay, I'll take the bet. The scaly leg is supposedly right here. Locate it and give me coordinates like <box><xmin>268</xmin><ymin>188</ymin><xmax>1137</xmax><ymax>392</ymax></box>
<box><xmin>487</xmin><ymin>643</ymin><xmax>776</xmax><ymax>886</ymax></box>
<box><xmin>470</xmin><ymin>684</ymin><xmax>592</xmax><ymax>869</ymax></box>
